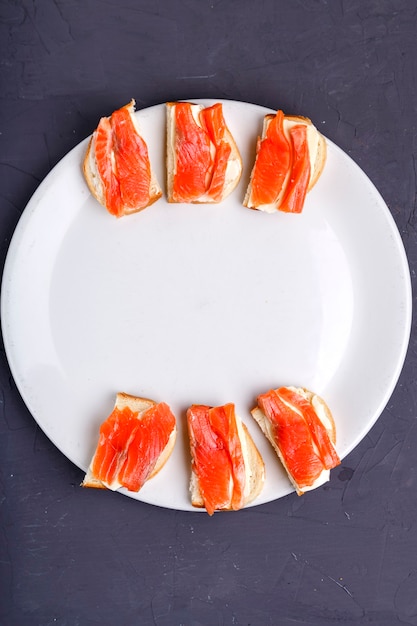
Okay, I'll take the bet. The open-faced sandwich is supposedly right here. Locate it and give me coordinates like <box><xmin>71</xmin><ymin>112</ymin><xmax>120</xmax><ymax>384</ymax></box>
<box><xmin>244</xmin><ymin>110</ymin><xmax>326</xmax><ymax>213</ymax></box>
<box><xmin>186</xmin><ymin>402</ymin><xmax>265</xmax><ymax>515</ymax></box>
<box><xmin>251</xmin><ymin>386</ymin><xmax>340</xmax><ymax>494</ymax></box>
<box><xmin>82</xmin><ymin>392</ymin><xmax>176</xmax><ymax>492</ymax></box>
<box><xmin>83</xmin><ymin>99</ymin><xmax>162</xmax><ymax>217</ymax></box>
<box><xmin>166</xmin><ymin>101</ymin><xmax>243</xmax><ymax>203</ymax></box>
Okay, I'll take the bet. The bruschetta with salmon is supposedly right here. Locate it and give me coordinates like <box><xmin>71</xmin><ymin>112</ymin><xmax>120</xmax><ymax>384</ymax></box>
<box><xmin>83</xmin><ymin>100</ymin><xmax>162</xmax><ymax>217</ymax></box>
<box><xmin>187</xmin><ymin>402</ymin><xmax>265</xmax><ymax>514</ymax></box>
<box><xmin>244</xmin><ymin>111</ymin><xmax>326</xmax><ymax>213</ymax></box>
<box><xmin>166</xmin><ymin>102</ymin><xmax>243</xmax><ymax>203</ymax></box>
<box><xmin>82</xmin><ymin>392</ymin><xmax>177</xmax><ymax>492</ymax></box>
<box><xmin>251</xmin><ymin>386</ymin><xmax>340</xmax><ymax>494</ymax></box>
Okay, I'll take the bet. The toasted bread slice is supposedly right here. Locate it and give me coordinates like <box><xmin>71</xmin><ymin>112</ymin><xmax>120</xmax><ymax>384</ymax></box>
<box><xmin>244</xmin><ymin>112</ymin><xmax>326</xmax><ymax>213</ymax></box>
<box><xmin>251</xmin><ymin>386</ymin><xmax>339</xmax><ymax>495</ymax></box>
<box><xmin>166</xmin><ymin>101</ymin><xmax>242</xmax><ymax>203</ymax></box>
<box><xmin>187</xmin><ymin>403</ymin><xmax>265</xmax><ymax>514</ymax></box>
<box><xmin>83</xmin><ymin>100</ymin><xmax>162</xmax><ymax>217</ymax></box>
<box><xmin>82</xmin><ymin>392</ymin><xmax>177</xmax><ymax>492</ymax></box>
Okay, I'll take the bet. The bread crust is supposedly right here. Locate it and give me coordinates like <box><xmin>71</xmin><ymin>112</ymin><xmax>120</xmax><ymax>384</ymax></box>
<box><xmin>83</xmin><ymin>134</ymin><xmax>104</xmax><ymax>206</ymax></box>
<box><xmin>81</xmin><ymin>392</ymin><xmax>176</xmax><ymax>490</ymax></box>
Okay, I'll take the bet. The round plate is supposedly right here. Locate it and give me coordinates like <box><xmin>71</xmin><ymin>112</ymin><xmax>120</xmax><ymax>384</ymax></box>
<box><xmin>1</xmin><ymin>100</ymin><xmax>412</xmax><ymax>511</ymax></box>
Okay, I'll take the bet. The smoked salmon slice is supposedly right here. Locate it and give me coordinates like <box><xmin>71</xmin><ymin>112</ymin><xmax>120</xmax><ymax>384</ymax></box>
<box><xmin>167</xmin><ymin>102</ymin><xmax>242</xmax><ymax>203</ymax></box>
<box><xmin>200</xmin><ymin>102</ymin><xmax>228</xmax><ymax>146</ymax></box>
<box><xmin>82</xmin><ymin>393</ymin><xmax>177</xmax><ymax>492</ymax></box>
<box><xmin>251</xmin><ymin>386</ymin><xmax>340</xmax><ymax>495</ymax></box>
<box><xmin>279</xmin><ymin>125</ymin><xmax>311</xmax><ymax>213</ymax></box>
<box><xmin>94</xmin><ymin>117</ymin><xmax>123</xmax><ymax>216</ymax></box>
<box><xmin>249</xmin><ymin>110</ymin><xmax>292</xmax><ymax>208</ymax></box>
<box><xmin>206</xmin><ymin>142</ymin><xmax>232</xmax><ymax>202</ymax></box>
<box><xmin>277</xmin><ymin>387</ymin><xmax>340</xmax><ymax>469</ymax></box>
<box><xmin>187</xmin><ymin>402</ymin><xmax>264</xmax><ymax>514</ymax></box>
<box><xmin>83</xmin><ymin>100</ymin><xmax>162</xmax><ymax>217</ymax></box>
<box><xmin>209</xmin><ymin>404</ymin><xmax>246</xmax><ymax>510</ymax></box>
<box><xmin>110</xmin><ymin>104</ymin><xmax>152</xmax><ymax>212</ymax></box>
<box><xmin>200</xmin><ymin>103</ymin><xmax>233</xmax><ymax>201</ymax></box>
<box><xmin>172</xmin><ymin>102</ymin><xmax>212</xmax><ymax>203</ymax></box>
<box><xmin>244</xmin><ymin>110</ymin><xmax>327</xmax><ymax>213</ymax></box>
<box><xmin>257</xmin><ymin>389</ymin><xmax>325</xmax><ymax>488</ymax></box>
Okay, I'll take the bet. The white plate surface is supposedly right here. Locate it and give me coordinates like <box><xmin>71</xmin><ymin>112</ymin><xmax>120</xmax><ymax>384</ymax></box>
<box><xmin>1</xmin><ymin>100</ymin><xmax>412</xmax><ymax>510</ymax></box>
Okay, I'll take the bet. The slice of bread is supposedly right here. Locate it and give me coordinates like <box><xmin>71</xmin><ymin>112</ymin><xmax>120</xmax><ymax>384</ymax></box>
<box><xmin>83</xmin><ymin>100</ymin><xmax>162</xmax><ymax>217</ymax></box>
<box><xmin>244</xmin><ymin>112</ymin><xmax>326</xmax><ymax>213</ymax></box>
<box><xmin>166</xmin><ymin>101</ymin><xmax>243</xmax><ymax>203</ymax></box>
<box><xmin>251</xmin><ymin>386</ymin><xmax>339</xmax><ymax>495</ymax></box>
<box><xmin>187</xmin><ymin>403</ymin><xmax>265</xmax><ymax>514</ymax></box>
<box><xmin>82</xmin><ymin>392</ymin><xmax>177</xmax><ymax>491</ymax></box>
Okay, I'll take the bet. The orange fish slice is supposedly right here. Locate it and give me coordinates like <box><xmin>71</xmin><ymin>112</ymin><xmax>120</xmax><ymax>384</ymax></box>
<box><xmin>187</xmin><ymin>404</ymin><xmax>236</xmax><ymax>515</ymax></box>
<box><xmin>171</xmin><ymin>102</ymin><xmax>212</xmax><ymax>203</ymax></box>
<box><xmin>110</xmin><ymin>103</ymin><xmax>152</xmax><ymax>213</ymax></box>
<box><xmin>201</xmin><ymin>102</ymin><xmax>227</xmax><ymax>146</ymax></box>
<box><xmin>200</xmin><ymin>103</ymin><xmax>232</xmax><ymax>202</ymax></box>
<box><xmin>205</xmin><ymin>141</ymin><xmax>232</xmax><ymax>202</ymax></box>
<box><xmin>248</xmin><ymin>110</ymin><xmax>292</xmax><ymax>209</ymax></box>
<box><xmin>251</xmin><ymin>386</ymin><xmax>340</xmax><ymax>495</ymax></box>
<box><xmin>257</xmin><ymin>389</ymin><xmax>325</xmax><ymax>488</ymax></box>
<box><xmin>277</xmin><ymin>387</ymin><xmax>340</xmax><ymax>469</ymax></box>
<box><xmin>166</xmin><ymin>101</ymin><xmax>242</xmax><ymax>204</ymax></box>
<box><xmin>244</xmin><ymin>110</ymin><xmax>327</xmax><ymax>214</ymax></box>
<box><xmin>279</xmin><ymin>125</ymin><xmax>311</xmax><ymax>213</ymax></box>
<box><xmin>94</xmin><ymin>116</ymin><xmax>123</xmax><ymax>216</ymax></box>
<box><xmin>187</xmin><ymin>402</ymin><xmax>264</xmax><ymax>515</ymax></box>
<box><xmin>83</xmin><ymin>100</ymin><xmax>162</xmax><ymax>217</ymax></box>
<box><xmin>82</xmin><ymin>393</ymin><xmax>177</xmax><ymax>492</ymax></box>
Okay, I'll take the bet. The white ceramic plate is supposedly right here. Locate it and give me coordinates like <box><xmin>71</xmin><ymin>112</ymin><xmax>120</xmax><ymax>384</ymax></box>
<box><xmin>1</xmin><ymin>100</ymin><xmax>412</xmax><ymax>511</ymax></box>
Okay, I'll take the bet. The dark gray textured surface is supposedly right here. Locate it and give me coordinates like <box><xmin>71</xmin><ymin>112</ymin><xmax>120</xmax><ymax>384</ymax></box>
<box><xmin>1</xmin><ymin>1</ymin><xmax>416</xmax><ymax>624</ymax></box>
